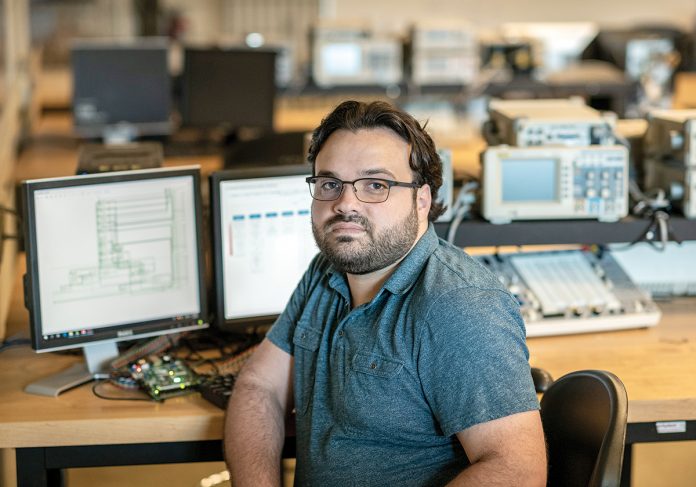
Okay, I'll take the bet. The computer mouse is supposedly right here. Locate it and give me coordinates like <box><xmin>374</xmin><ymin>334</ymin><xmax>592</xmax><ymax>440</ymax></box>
<box><xmin>531</xmin><ymin>367</ymin><xmax>554</xmax><ymax>393</ymax></box>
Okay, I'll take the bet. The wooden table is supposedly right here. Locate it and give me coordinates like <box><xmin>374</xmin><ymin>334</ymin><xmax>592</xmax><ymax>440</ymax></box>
<box><xmin>2</xmin><ymin>248</ymin><xmax>696</xmax><ymax>486</ymax></box>
<box><xmin>0</xmin><ymin>256</ymin><xmax>224</xmax><ymax>486</ymax></box>
<box><xmin>0</xmin><ymin>256</ymin><xmax>299</xmax><ymax>487</ymax></box>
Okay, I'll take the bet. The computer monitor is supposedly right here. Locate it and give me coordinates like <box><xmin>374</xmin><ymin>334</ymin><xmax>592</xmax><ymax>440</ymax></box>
<box><xmin>22</xmin><ymin>166</ymin><xmax>208</xmax><ymax>395</ymax></box>
<box><xmin>180</xmin><ymin>47</ymin><xmax>276</xmax><ymax>132</ymax></box>
<box><xmin>71</xmin><ymin>38</ymin><xmax>173</xmax><ymax>140</ymax></box>
<box><xmin>210</xmin><ymin>166</ymin><xmax>318</xmax><ymax>333</ymax></box>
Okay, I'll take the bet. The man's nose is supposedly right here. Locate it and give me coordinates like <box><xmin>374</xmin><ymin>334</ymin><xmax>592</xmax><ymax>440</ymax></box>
<box><xmin>332</xmin><ymin>182</ymin><xmax>361</xmax><ymax>212</ymax></box>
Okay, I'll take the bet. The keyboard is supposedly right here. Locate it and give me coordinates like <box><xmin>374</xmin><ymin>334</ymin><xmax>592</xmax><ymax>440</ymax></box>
<box><xmin>199</xmin><ymin>374</ymin><xmax>236</xmax><ymax>409</ymax></box>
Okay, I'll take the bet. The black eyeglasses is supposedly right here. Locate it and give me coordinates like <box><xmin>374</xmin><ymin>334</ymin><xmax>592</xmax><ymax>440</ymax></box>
<box><xmin>306</xmin><ymin>176</ymin><xmax>421</xmax><ymax>203</ymax></box>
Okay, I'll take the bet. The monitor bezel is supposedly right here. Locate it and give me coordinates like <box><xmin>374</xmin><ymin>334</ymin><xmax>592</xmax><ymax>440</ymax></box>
<box><xmin>23</xmin><ymin>166</ymin><xmax>209</xmax><ymax>353</ymax></box>
<box><xmin>210</xmin><ymin>164</ymin><xmax>313</xmax><ymax>333</ymax></box>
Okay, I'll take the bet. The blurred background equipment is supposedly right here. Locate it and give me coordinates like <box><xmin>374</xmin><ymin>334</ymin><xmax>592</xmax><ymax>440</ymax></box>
<box><xmin>643</xmin><ymin>109</ymin><xmax>696</xmax><ymax>217</ymax></box>
<box><xmin>179</xmin><ymin>46</ymin><xmax>277</xmax><ymax>140</ymax></box>
<box><xmin>311</xmin><ymin>22</ymin><xmax>403</xmax><ymax>87</ymax></box>
<box><xmin>582</xmin><ymin>26</ymin><xmax>686</xmax><ymax>115</ymax></box>
<box><xmin>71</xmin><ymin>37</ymin><xmax>172</xmax><ymax>142</ymax></box>
<box><xmin>609</xmin><ymin>241</ymin><xmax>696</xmax><ymax>297</ymax></box>
<box><xmin>408</xmin><ymin>20</ymin><xmax>478</xmax><ymax>86</ymax></box>
<box><xmin>76</xmin><ymin>142</ymin><xmax>163</xmax><ymax>175</ymax></box>
<box><xmin>485</xmin><ymin>97</ymin><xmax>616</xmax><ymax>146</ymax></box>
<box><xmin>500</xmin><ymin>22</ymin><xmax>599</xmax><ymax>78</ymax></box>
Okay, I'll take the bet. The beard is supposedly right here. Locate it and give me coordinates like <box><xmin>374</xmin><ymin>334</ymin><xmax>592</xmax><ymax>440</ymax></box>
<box><xmin>312</xmin><ymin>199</ymin><xmax>420</xmax><ymax>275</ymax></box>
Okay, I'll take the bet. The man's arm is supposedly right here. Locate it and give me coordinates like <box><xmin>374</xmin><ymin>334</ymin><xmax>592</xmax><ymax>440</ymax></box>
<box><xmin>224</xmin><ymin>338</ymin><xmax>294</xmax><ymax>487</ymax></box>
<box><xmin>447</xmin><ymin>410</ymin><xmax>546</xmax><ymax>486</ymax></box>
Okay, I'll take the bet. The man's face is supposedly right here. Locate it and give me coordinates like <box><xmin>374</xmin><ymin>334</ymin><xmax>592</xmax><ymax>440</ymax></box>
<box><xmin>311</xmin><ymin>127</ymin><xmax>431</xmax><ymax>275</ymax></box>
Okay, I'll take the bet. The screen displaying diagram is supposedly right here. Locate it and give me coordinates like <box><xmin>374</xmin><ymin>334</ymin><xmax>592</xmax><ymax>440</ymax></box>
<box><xmin>34</xmin><ymin>176</ymin><xmax>201</xmax><ymax>334</ymax></box>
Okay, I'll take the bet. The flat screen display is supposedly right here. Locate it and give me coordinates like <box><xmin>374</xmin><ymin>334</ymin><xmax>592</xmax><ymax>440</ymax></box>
<box><xmin>181</xmin><ymin>47</ymin><xmax>276</xmax><ymax>129</ymax></box>
<box><xmin>71</xmin><ymin>39</ymin><xmax>172</xmax><ymax>137</ymax></box>
<box><xmin>211</xmin><ymin>166</ymin><xmax>318</xmax><ymax>330</ymax></box>
<box><xmin>321</xmin><ymin>43</ymin><xmax>362</xmax><ymax>76</ymax></box>
<box><xmin>23</xmin><ymin>167</ymin><xmax>207</xmax><ymax>352</ymax></box>
<box><xmin>501</xmin><ymin>158</ymin><xmax>558</xmax><ymax>202</ymax></box>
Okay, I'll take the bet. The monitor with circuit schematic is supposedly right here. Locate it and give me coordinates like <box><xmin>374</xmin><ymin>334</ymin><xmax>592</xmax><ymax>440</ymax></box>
<box><xmin>180</xmin><ymin>47</ymin><xmax>276</xmax><ymax>132</ymax></box>
<box><xmin>210</xmin><ymin>165</ymin><xmax>318</xmax><ymax>333</ymax></box>
<box><xmin>22</xmin><ymin>166</ymin><xmax>208</xmax><ymax>396</ymax></box>
<box><xmin>71</xmin><ymin>38</ymin><xmax>172</xmax><ymax>140</ymax></box>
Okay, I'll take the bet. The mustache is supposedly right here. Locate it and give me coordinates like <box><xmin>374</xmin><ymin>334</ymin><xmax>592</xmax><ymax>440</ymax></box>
<box><xmin>325</xmin><ymin>214</ymin><xmax>370</xmax><ymax>231</ymax></box>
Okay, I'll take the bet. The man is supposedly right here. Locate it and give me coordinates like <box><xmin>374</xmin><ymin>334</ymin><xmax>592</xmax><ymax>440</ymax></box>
<box><xmin>225</xmin><ymin>100</ymin><xmax>546</xmax><ymax>486</ymax></box>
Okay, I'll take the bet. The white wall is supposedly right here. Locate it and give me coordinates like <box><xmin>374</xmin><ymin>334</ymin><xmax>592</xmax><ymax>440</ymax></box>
<box><xmin>329</xmin><ymin>0</ymin><xmax>696</xmax><ymax>31</ymax></box>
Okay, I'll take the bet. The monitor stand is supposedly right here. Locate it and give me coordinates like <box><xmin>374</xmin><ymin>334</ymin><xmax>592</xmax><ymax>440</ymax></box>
<box><xmin>102</xmin><ymin>123</ymin><xmax>138</xmax><ymax>145</ymax></box>
<box><xmin>24</xmin><ymin>342</ymin><xmax>120</xmax><ymax>397</ymax></box>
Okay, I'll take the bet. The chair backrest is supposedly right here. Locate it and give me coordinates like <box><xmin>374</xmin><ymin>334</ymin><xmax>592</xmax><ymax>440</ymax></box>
<box><xmin>540</xmin><ymin>370</ymin><xmax>628</xmax><ymax>487</ymax></box>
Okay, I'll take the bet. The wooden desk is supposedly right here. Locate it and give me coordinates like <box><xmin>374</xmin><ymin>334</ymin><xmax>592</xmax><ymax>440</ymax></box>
<box><xmin>0</xmin><ymin>256</ymin><xmax>222</xmax><ymax>486</ymax></box>
<box><xmin>0</xmin><ymin>257</ymin><xmax>298</xmax><ymax>487</ymax></box>
<box><xmin>1</xmin><ymin>248</ymin><xmax>696</xmax><ymax>486</ymax></box>
<box><xmin>529</xmin><ymin>300</ymin><xmax>696</xmax><ymax>422</ymax></box>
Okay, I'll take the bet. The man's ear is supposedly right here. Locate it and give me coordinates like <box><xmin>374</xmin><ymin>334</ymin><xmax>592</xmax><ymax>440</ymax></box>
<box><xmin>417</xmin><ymin>184</ymin><xmax>432</xmax><ymax>216</ymax></box>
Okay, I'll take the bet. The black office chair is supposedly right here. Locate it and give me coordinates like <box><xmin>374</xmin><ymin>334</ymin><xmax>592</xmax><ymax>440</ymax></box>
<box><xmin>540</xmin><ymin>369</ymin><xmax>628</xmax><ymax>487</ymax></box>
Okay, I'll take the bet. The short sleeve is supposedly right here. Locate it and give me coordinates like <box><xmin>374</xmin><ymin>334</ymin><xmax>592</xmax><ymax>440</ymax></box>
<box><xmin>418</xmin><ymin>287</ymin><xmax>539</xmax><ymax>437</ymax></box>
<box><xmin>266</xmin><ymin>254</ymin><xmax>320</xmax><ymax>355</ymax></box>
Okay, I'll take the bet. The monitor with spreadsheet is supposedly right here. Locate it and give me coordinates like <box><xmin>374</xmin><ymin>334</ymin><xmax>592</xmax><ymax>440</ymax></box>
<box><xmin>22</xmin><ymin>167</ymin><xmax>207</xmax><ymax>395</ymax></box>
<box><xmin>71</xmin><ymin>38</ymin><xmax>172</xmax><ymax>140</ymax></box>
<box><xmin>210</xmin><ymin>166</ymin><xmax>318</xmax><ymax>332</ymax></box>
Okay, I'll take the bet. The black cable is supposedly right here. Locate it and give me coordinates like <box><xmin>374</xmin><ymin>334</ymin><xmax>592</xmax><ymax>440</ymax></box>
<box><xmin>612</xmin><ymin>210</ymin><xmax>682</xmax><ymax>252</ymax></box>
<box><xmin>91</xmin><ymin>380</ymin><xmax>152</xmax><ymax>402</ymax></box>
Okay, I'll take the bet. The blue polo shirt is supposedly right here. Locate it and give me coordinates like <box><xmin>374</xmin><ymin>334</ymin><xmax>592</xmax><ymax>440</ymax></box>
<box><xmin>267</xmin><ymin>224</ymin><xmax>539</xmax><ymax>486</ymax></box>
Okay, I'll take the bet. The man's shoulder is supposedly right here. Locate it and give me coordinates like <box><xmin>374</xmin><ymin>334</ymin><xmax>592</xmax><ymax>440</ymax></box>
<box><xmin>408</xmin><ymin>240</ymin><xmax>526</xmax><ymax>344</ymax></box>
<box><xmin>418</xmin><ymin>238</ymin><xmax>507</xmax><ymax>295</ymax></box>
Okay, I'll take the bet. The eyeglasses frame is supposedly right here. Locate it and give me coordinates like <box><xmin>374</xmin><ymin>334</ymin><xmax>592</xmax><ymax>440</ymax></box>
<box><xmin>305</xmin><ymin>175</ymin><xmax>422</xmax><ymax>203</ymax></box>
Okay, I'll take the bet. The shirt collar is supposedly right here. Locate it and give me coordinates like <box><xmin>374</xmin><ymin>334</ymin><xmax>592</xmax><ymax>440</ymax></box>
<box><xmin>382</xmin><ymin>223</ymin><xmax>438</xmax><ymax>295</ymax></box>
<box><xmin>326</xmin><ymin>223</ymin><xmax>439</xmax><ymax>299</ymax></box>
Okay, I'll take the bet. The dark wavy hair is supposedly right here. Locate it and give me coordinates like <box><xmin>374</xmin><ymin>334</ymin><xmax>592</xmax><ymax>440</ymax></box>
<box><xmin>307</xmin><ymin>100</ymin><xmax>445</xmax><ymax>222</ymax></box>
